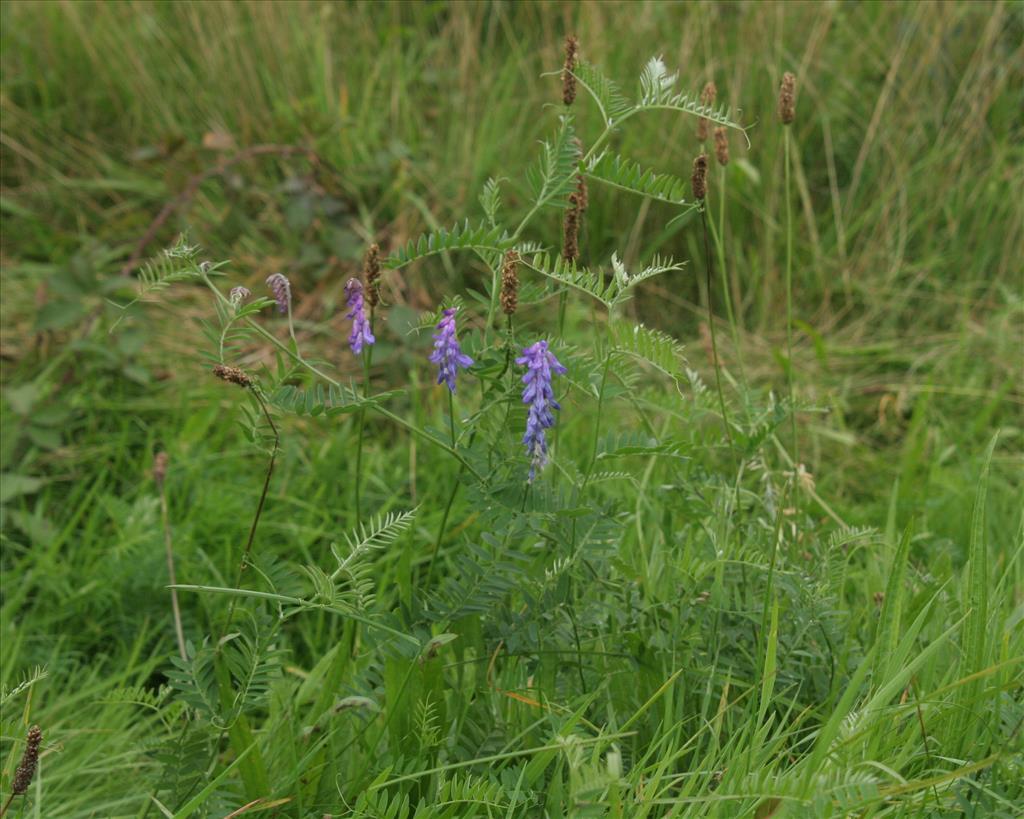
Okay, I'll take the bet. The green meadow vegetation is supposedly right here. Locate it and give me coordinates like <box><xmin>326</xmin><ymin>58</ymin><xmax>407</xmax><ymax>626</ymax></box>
<box><xmin>1</xmin><ymin>1</ymin><xmax>1022</xmax><ymax>816</ymax></box>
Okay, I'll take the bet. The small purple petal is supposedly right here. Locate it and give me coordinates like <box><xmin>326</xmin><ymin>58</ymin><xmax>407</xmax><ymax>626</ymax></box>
<box><xmin>345</xmin><ymin>278</ymin><xmax>375</xmax><ymax>354</ymax></box>
<box><xmin>429</xmin><ymin>307</ymin><xmax>473</xmax><ymax>393</ymax></box>
<box><xmin>518</xmin><ymin>339</ymin><xmax>566</xmax><ymax>480</ymax></box>
<box><xmin>265</xmin><ymin>273</ymin><xmax>291</xmax><ymax>314</ymax></box>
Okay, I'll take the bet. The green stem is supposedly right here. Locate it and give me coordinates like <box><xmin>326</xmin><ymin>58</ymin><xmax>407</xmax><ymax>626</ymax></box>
<box><xmin>709</xmin><ymin>166</ymin><xmax>748</xmax><ymax>394</ymax></box>
<box><xmin>220</xmin><ymin>389</ymin><xmax>279</xmax><ymax>643</ymax></box>
<box><xmin>582</xmin><ymin>353</ymin><xmax>612</xmax><ymax>494</ymax></box>
<box><xmin>354</xmin><ymin>342</ymin><xmax>371</xmax><ymax>527</ymax></box>
<box><xmin>700</xmin><ymin>208</ymin><xmax>736</xmax><ymax>457</ymax></box>
<box><xmin>483</xmin><ymin>259</ymin><xmax>500</xmax><ymax>348</ymax></box>
<box><xmin>422</xmin><ymin>391</ymin><xmax>461</xmax><ymax>587</ymax></box>
<box><xmin>784</xmin><ymin>127</ymin><xmax>799</xmax><ymax>469</ymax></box>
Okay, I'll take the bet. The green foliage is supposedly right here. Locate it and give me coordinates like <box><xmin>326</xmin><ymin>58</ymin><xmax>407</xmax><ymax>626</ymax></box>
<box><xmin>585</xmin><ymin>151</ymin><xmax>693</xmax><ymax>205</ymax></box>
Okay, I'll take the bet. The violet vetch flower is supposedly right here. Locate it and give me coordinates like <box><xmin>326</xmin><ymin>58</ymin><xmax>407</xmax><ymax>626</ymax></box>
<box><xmin>265</xmin><ymin>273</ymin><xmax>291</xmax><ymax>314</ymax></box>
<box><xmin>345</xmin><ymin>278</ymin><xmax>375</xmax><ymax>354</ymax></box>
<box><xmin>516</xmin><ymin>340</ymin><xmax>567</xmax><ymax>480</ymax></box>
<box><xmin>429</xmin><ymin>307</ymin><xmax>473</xmax><ymax>393</ymax></box>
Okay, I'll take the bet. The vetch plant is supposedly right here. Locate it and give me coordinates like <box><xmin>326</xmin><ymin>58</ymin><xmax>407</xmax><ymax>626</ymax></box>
<box><xmin>115</xmin><ymin>37</ymin><xmax>909</xmax><ymax>818</ymax></box>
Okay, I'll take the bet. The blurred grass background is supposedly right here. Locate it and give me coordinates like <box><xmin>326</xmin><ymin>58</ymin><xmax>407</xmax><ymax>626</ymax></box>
<box><xmin>2</xmin><ymin>0</ymin><xmax>1020</xmax><ymax>530</ymax></box>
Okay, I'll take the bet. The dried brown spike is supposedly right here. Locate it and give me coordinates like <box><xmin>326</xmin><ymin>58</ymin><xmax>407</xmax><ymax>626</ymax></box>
<box><xmin>562</xmin><ymin>35</ymin><xmax>579</xmax><ymax>106</ymax></box>
<box><xmin>561</xmin><ymin>192</ymin><xmax>581</xmax><ymax>263</ymax></box>
<box><xmin>12</xmin><ymin>725</ymin><xmax>42</xmax><ymax>795</ymax></box>
<box><xmin>691</xmin><ymin>154</ymin><xmax>708</xmax><ymax>201</ymax></box>
<box><xmin>153</xmin><ymin>451</ymin><xmax>169</xmax><ymax>487</ymax></box>
<box><xmin>363</xmin><ymin>243</ymin><xmax>381</xmax><ymax>308</ymax></box>
<box><xmin>714</xmin><ymin>126</ymin><xmax>730</xmax><ymax>166</ymax></box>
<box><xmin>500</xmin><ymin>250</ymin><xmax>520</xmax><ymax>315</ymax></box>
<box><xmin>697</xmin><ymin>81</ymin><xmax>717</xmax><ymax>142</ymax></box>
<box><xmin>213</xmin><ymin>364</ymin><xmax>253</xmax><ymax>388</ymax></box>
<box><xmin>778</xmin><ymin>72</ymin><xmax>796</xmax><ymax>125</ymax></box>
<box><xmin>576</xmin><ymin>174</ymin><xmax>588</xmax><ymax>213</ymax></box>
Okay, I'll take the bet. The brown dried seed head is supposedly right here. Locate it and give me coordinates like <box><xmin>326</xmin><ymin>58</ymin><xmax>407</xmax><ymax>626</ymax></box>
<box><xmin>714</xmin><ymin>126</ymin><xmax>730</xmax><ymax>166</ymax></box>
<box><xmin>697</xmin><ymin>81</ymin><xmax>717</xmax><ymax>142</ymax></box>
<box><xmin>691</xmin><ymin>154</ymin><xmax>708</xmax><ymax>201</ymax></box>
<box><xmin>778</xmin><ymin>71</ymin><xmax>796</xmax><ymax>125</ymax></box>
<box><xmin>562</xmin><ymin>192</ymin><xmax>581</xmax><ymax>263</ymax></box>
<box><xmin>363</xmin><ymin>243</ymin><xmax>381</xmax><ymax>308</ymax></box>
<box><xmin>576</xmin><ymin>174</ymin><xmax>588</xmax><ymax>213</ymax></box>
<box><xmin>212</xmin><ymin>364</ymin><xmax>253</xmax><ymax>388</ymax></box>
<box><xmin>500</xmin><ymin>250</ymin><xmax>520</xmax><ymax>315</ymax></box>
<box><xmin>562</xmin><ymin>35</ymin><xmax>579</xmax><ymax>106</ymax></box>
<box><xmin>12</xmin><ymin>725</ymin><xmax>42</xmax><ymax>795</ymax></box>
<box><xmin>153</xmin><ymin>451</ymin><xmax>169</xmax><ymax>487</ymax></box>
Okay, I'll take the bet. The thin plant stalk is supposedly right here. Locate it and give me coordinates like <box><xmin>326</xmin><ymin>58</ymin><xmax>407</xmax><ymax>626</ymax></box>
<box><xmin>700</xmin><ymin>207</ymin><xmax>736</xmax><ymax>456</ymax></box>
<box><xmin>424</xmin><ymin>390</ymin><xmax>460</xmax><ymax>588</ymax></box>
<box><xmin>158</xmin><ymin>466</ymin><xmax>188</xmax><ymax>661</ymax></box>
<box><xmin>220</xmin><ymin>389</ymin><xmax>279</xmax><ymax>643</ymax></box>
<box><xmin>708</xmin><ymin>167</ymin><xmax>748</xmax><ymax>393</ymax></box>
<box><xmin>784</xmin><ymin>127</ymin><xmax>799</xmax><ymax>468</ymax></box>
<box><xmin>354</xmin><ymin>342</ymin><xmax>372</xmax><ymax>527</ymax></box>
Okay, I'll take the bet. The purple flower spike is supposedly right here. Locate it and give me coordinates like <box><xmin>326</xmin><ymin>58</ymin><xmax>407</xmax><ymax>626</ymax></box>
<box><xmin>265</xmin><ymin>273</ymin><xmax>291</xmax><ymax>314</ymax></box>
<box><xmin>345</xmin><ymin>278</ymin><xmax>375</xmax><ymax>354</ymax></box>
<box><xmin>429</xmin><ymin>307</ymin><xmax>473</xmax><ymax>393</ymax></box>
<box><xmin>516</xmin><ymin>340</ymin><xmax>567</xmax><ymax>481</ymax></box>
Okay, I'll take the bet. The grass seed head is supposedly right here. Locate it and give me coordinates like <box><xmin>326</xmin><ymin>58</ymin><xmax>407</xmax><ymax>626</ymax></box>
<box><xmin>778</xmin><ymin>71</ymin><xmax>796</xmax><ymax>125</ymax></box>
<box><xmin>213</xmin><ymin>364</ymin><xmax>253</xmax><ymax>388</ymax></box>
<box><xmin>12</xmin><ymin>725</ymin><xmax>42</xmax><ymax>795</ymax></box>
<box><xmin>714</xmin><ymin>126</ymin><xmax>730</xmax><ymax>166</ymax></box>
<box><xmin>562</xmin><ymin>191</ymin><xmax>581</xmax><ymax>263</ymax></box>
<box><xmin>697</xmin><ymin>81</ymin><xmax>717</xmax><ymax>142</ymax></box>
<box><xmin>691</xmin><ymin>153</ymin><xmax>708</xmax><ymax>201</ymax></box>
<box><xmin>363</xmin><ymin>242</ymin><xmax>381</xmax><ymax>308</ymax></box>
<box><xmin>500</xmin><ymin>249</ymin><xmax>520</xmax><ymax>315</ymax></box>
<box><xmin>153</xmin><ymin>451</ymin><xmax>169</xmax><ymax>487</ymax></box>
<box><xmin>562</xmin><ymin>35</ymin><xmax>579</xmax><ymax>106</ymax></box>
<box><xmin>576</xmin><ymin>174</ymin><xmax>588</xmax><ymax>213</ymax></box>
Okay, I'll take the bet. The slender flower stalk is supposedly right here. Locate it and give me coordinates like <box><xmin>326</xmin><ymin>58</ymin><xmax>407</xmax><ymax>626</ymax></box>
<box><xmin>517</xmin><ymin>340</ymin><xmax>567</xmax><ymax>481</ymax></box>
<box><xmin>423</xmin><ymin>307</ymin><xmax>472</xmax><ymax>587</ymax></box>
<box><xmin>155</xmin><ymin>451</ymin><xmax>187</xmax><ymax>662</ymax></box>
<box><xmin>346</xmin><ymin>277</ymin><xmax>375</xmax><ymax>525</ymax></box>
<box><xmin>780</xmin><ymin>71</ymin><xmax>800</xmax><ymax>475</ymax></box>
<box><xmin>430</xmin><ymin>307</ymin><xmax>473</xmax><ymax>393</ymax></box>
<box><xmin>694</xmin><ymin>152</ymin><xmax>736</xmax><ymax>455</ymax></box>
